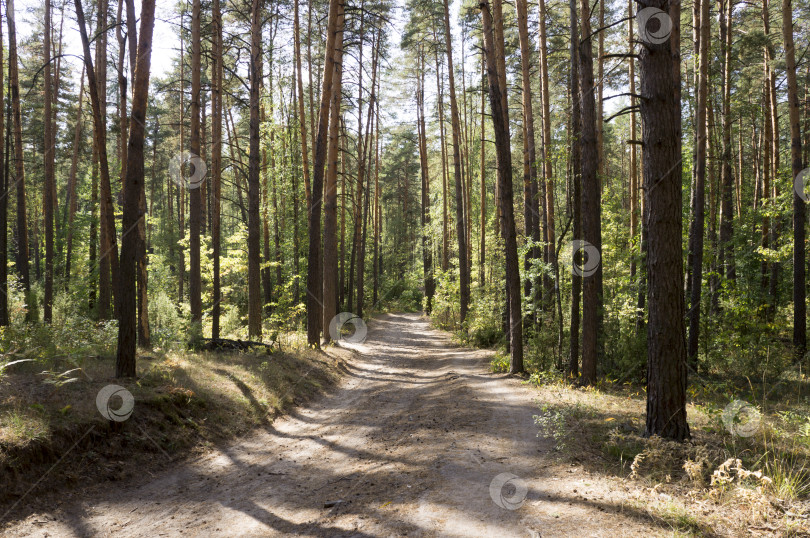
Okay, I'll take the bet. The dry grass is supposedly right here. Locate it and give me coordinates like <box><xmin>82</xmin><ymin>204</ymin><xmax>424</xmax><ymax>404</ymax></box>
<box><xmin>0</xmin><ymin>343</ymin><xmax>347</xmax><ymax>508</ymax></box>
<box><xmin>524</xmin><ymin>374</ymin><xmax>810</xmax><ymax>536</ymax></box>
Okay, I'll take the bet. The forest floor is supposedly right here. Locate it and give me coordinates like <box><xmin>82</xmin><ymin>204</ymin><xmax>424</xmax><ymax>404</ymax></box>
<box><xmin>0</xmin><ymin>312</ymin><xmax>722</xmax><ymax>537</ymax></box>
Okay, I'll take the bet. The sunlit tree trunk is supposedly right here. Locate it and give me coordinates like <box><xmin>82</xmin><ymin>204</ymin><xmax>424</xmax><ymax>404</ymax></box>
<box><xmin>568</xmin><ymin>0</ymin><xmax>582</xmax><ymax>377</ymax></box>
<box><xmin>783</xmin><ymin>0</ymin><xmax>806</xmax><ymax>356</ymax></box>
<box><xmin>116</xmin><ymin>0</ymin><xmax>156</xmax><ymax>378</ymax></box>
<box><xmin>247</xmin><ymin>0</ymin><xmax>263</xmax><ymax>338</ymax></box>
<box><xmin>480</xmin><ymin>0</ymin><xmax>523</xmax><ymax>373</ymax></box>
<box><xmin>443</xmin><ymin>0</ymin><xmax>470</xmax><ymax>324</ymax></box>
<box><xmin>307</xmin><ymin>0</ymin><xmax>342</xmax><ymax>346</ymax></box>
<box><xmin>578</xmin><ymin>0</ymin><xmax>602</xmax><ymax>384</ymax></box>
<box><xmin>188</xmin><ymin>0</ymin><xmax>203</xmax><ymax>329</ymax></box>
<box><xmin>516</xmin><ymin>0</ymin><xmax>540</xmax><ymax>317</ymax></box>
<box><xmin>686</xmin><ymin>0</ymin><xmax>709</xmax><ymax>367</ymax></box>
<box><xmin>538</xmin><ymin>0</ymin><xmax>555</xmax><ymax>309</ymax></box>
<box><xmin>0</xmin><ymin>6</ymin><xmax>6</xmax><ymax>327</ymax></box>
<box><xmin>295</xmin><ymin>0</ymin><xmax>311</xmax><ymax>211</ymax></box>
<box><xmin>322</xmin><ymin>0</ymin><xmax>345</xmax><ymax>340</ymax></box>
<box><xmin>7</xmin><ymin>0</ymin><xmax>29</xmax><ymax>319</ymax></box>
<box><xmin>417</xmin><ymin>47</ymin><xmax>435</xmax><ymax>313</ymax></box>
<box><xmin>479</xmin><ymin>50</ymin><xmax>486</xmax><ymax>287</ymax></box>
<box><xmin>43</xmin><ymin>0</ymin><xmax>55</xmax><ymax>322</ymax></box>
<box><xmin>717</xmin><ymin>0</ymin><xmax>735</xmax><ymax>283</ymax></box>
<box><xmin>639</xmin><ymin>0</ymin><xmax>690</xmax><ymax>441</ymax></box>
<box><xmin>211</xmin><ymin>0</ymin><xmax>223</xmax><ymax>339</ymax></box>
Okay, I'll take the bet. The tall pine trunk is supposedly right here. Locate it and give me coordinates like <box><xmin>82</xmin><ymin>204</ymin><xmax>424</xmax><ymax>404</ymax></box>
<box><xmin>783</xmin><ymin>0</ymin><xmax>806</xmax><ymax>356</ymax></box>
<box><xmin>578</xmin><ymin>0</ymin><xmax>602</xmax><ymax>384</ymax></box>
<box><xmin>43</xmin><ymin>0</ymin><xmax>55</xmax><ymax>322</ymax></box>
<box><xmin>247</xmin><ymin>0</ymin><xmax>263</xmax><ymax>338</ymax></box>
<box><xmin>116</xmin><ymin>0</ymin><xmax>156</xmax><ymax>378</ymax></box>
<box><xmin>322</xmin><ymin>0</ymin><xmax>345</xmax><ymax>340</ymax></box>
<box><xmin>189</xmin><ymin>0</ymin><xmax>203</xmax><ymax>326</ymax></box>
<box><xmin>568</xmin><ymin>0</ymin><xmax>582</xmax><ymax>377</ymax></box>
<box><xmin>443</xmin><ymin>0</ymin><xmax>470</xmax><ymax>324</ymax></box>
<box><xmin>211</xmin><ymin>0</ymin><xmax>223</xmax><ymax>339</ymax></box>
<box><xmin>687</xmin><ymin>0</ymin><xmax>709</xmax><ymax>366</ymax></box>
<box><xmin>639</xmin><ymin>0</ymin><xmax>690</xmax><ymax>441</ymax></box>
<box><xmin>307</xmin><ymin>0</ymin><xmax>342</xmax><ymax>346</ymax></box>
<box><xmin>480</xmin><ymin>0</ymin><xmax>523</xmax><ymax>374</ymax></box>
<box><xmin>7</xmin><ymin>0</ymin><xmax>29</xmax><ymax>318</ymax></box>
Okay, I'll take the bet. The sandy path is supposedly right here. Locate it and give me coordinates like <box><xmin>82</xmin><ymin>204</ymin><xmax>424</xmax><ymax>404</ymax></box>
<box><xmin>3</xmin><ymin>313</ymin><xmax>668</xmax><ymax>537</ymax></box>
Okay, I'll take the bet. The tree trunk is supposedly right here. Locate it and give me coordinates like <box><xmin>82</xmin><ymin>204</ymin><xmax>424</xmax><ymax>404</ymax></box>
<box><xmin>64</xmin><ymin>68</ymin><xmax>85</xmax><ymax>289</ymax></box>
<box><xmin>116</xmin><ymin>0</ymin><xmax>128</xmax><ymax>198</ymax></box>
<box><xmin>627</xmin><ymin>0</ymin><xmax>640</xmax><ymax>328</ymax></box>
<box><xmin>538</xmin><ymin>0</ymin><xmax>555</xmax><ymax>311</ymax></box>
<box><xmin>356</xmin><ymin>30</ymin><xmax>380</xmax><ymax>320</ymax></box>
<box><xmin>480</xmin><ymin>0</ymin><xmax>523</xmax><ymax>374</ymax></box>
<box><xmin>783</xmin><ymin>0</ymin><xmax>806</xmax><ymax>356</ymax></box>
<box><xmin>417</xmin><ymin>47</ymin><xmax>435</xmax><ymax>313</ymax></box>
<box><xmin>479</xmin><ymin>50</ymin><xmax>486</xmax><ymax>287</ymax></box>
<box><xmin>717</xmin><ymin>0</ymin><xmax>735</xmax><ymax>282</ymax></box>
<box><xmin>578</xmin><ymin>0</ymin><xmax>602</xmax><ymax>385</ymax></box>
<box><xmin>188</xmin><ymin>0</ymin><xmax>203</xmax><ymax>327</ymax></box>
<box><xmin>211</xmin><ymin>0</ymin><xmax>223</xmax><ymax>339</ymax></box>
<box><xmin>638</xmin><ymin>0</ymin><xmax>690</xmax><ymax>441</ymax></box>
<box><xmin>7</xmin><ymin>0</ymin><xmax>29</xmax><ymax>318</ymax></box>
<box><xmin>516</xmin><ymin>0</ymin><xmax>540</xmax><ymax>318</ymax></box>
<box><xmin>43</xmin><ymin>0</ymin><xmax>55</xmax><ymax>322</ymax></box>
<box><xmin>322</xmin><ymin>0</ymin><xmax>345</xmax><ymax>341</ymax></box>
<box><xmin>75</xmin><ymin>0</ymin><xmax>119</xmax><ymax>321</ymax></box>
<box><xmin>247</xmin><ymin>0</ymin><xmax>263</xmax><ymax>338</ymax></box>
<box><xmin>0</xmin><ymin>8</ymin><xmax>5</xmax><ymax>327</ymax></box>
<box><xmin>568</xmin><ymin>0</ymin><xmax>582</xmax><ymax>377</ymax></box>
<box><xmin>686</xmin><ymin>0</ymin><xmax>709</xmax><ymax>367</ymax></box>
<box><xmin>307</xmin><ymin>0</ymin><xmax>342</xmax><ymax>346</ymax></box>
<box><xmin>295</xmin><ymin>0</ymin><xmax>311</xmax><ymax>210</ymax></box>
<box><xmin>443</xmin><ymin>0</ymin><xmax>470</xmax><ymax>324</ymax></box>
<box><xmin>116</xmin><ymin>0</ymin><xmax>156</xmax><ymax>378</ymax></box>
<box><xmin>137</xmin><ymin>116</ymin><xmax>152</xmax><ymax>350</ymax></box>
<box><xmin>434</xmin><ymin>44</ymin><xmax>449</xmax><ymax>273</ymax></box>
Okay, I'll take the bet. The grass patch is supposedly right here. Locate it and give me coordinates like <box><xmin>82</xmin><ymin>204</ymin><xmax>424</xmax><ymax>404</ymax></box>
<box><xmin>0</xmin><ymin>343</ymin><xmax>346</xmax><ymax>511</ymax></box>
<box><xmin>521</xmin><ymin>371</ymin><xmax>810</xmax><ymax>536</ymax></box>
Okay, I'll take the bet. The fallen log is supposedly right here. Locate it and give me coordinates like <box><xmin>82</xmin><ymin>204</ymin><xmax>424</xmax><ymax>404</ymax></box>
<box><xmin>200</xmin><ymin>338</ymin><xmax>273</xmax><ymax>352</ymax></box>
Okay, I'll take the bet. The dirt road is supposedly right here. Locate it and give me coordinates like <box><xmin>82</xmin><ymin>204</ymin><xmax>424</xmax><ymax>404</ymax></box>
<box><xmin>3</xmin><ymin>313</ymin><xmax>668</xmax><ymax>537</ymax></box>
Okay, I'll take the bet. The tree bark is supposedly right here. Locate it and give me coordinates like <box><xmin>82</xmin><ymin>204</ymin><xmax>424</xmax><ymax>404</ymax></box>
<box><xmin>64</xmin><ymin>68</ymin><xmax>85</xmax><ymax>289</ymax></box>
<box><xmin>480</xmin><ymin>0</ymin><xmax>523</xmax><ymax>374</ymax></box>
<box><xmin>116</xmin><ymin>0</ymin><xmax>156</xmax><ymax>378</ymax></box>
<box><xmin>717</xmin><ymin>0</ymin><xmax>735</xmax><ymax>282</ymax></box>
<box><xmin>0</xmin><ymin>6</ymin><xmax>5</xmax><ymax>327</ymax></box>
<box><xmin>783</xmin><ymin>0</ymin><xmax>806</xmax><ymax>356</ymax></box>
<box><xmin>295</xmin><ymin>0</ymin><xmax>311</xmax><ymax>210</ymax></box>
<box><xmin>189</xmin><ymin>0</ymin><xmax>203</xmax><ymax>327</ymax></box>
<box><xmin>211</xmin><ymin>0</ymin><xmax>223</xmax><ymax>339</ymax></box>
<box><xmin>638</xmin><ymin>0</ymin><xmax>690</xmax><ymax>441</ymax></box>
<box><xmin>686</xmin><ymin>0</ymin><xmax>709</xmax><ymax>367</ymax></box>
<box><xmin>75</xmin><ymin>0</ymin><xmax>119</xmax><ymax>321</ymax></box>
<box><xmin>7</xmin><ymin>0</ymin><xmax>29</xmax><ymax>318</ymax></box>
<box><xmin>578</xmin><ymin>0</ymin><xmax>602</xmax><ymax>385</ymax></box>
<box><xmin>568</xmin><ymin>0</ymin><xmax>582</xmax><ymax>378</ymax></box>
<box><xmin>417</xmin><ymin>47</ymin><xmax>435</xmax><ymax>313</ymax></box>
<box><xmin>247</xmin><ymin>0</ymin><xmax>263</xmax><ymax>338</ymax></box>
<box><xmin>322</xmin><ymin>0</ymin><xmax>345</xmax><ymax>340</ymax></box>
<box><xmin>538</xmin><ymin>0</ymin><xmax>555</xmax><ymax>310</ymax></box>
<box><xmin>516</xmin><ymin>0</ymin><xmax>540</xmax><ymax>316</ymax></box>
<box><xmin>307</xmin><ymin>0</ymin><xmax>342</xmax><ymax>346</ymax></box>
<box><xmin>43</xmin><ymin>0</ymin><xmax>55</xmax><ymax>322</ymax></box>
<box><xmin>443</xmin><ymin>0</ymin><xmax>470</xmax><ymax>324</ymax></box>
<box><xmin>479</xmin><ymin>50</ymin><xmax>486</xmax><ymax>287</ymax></box>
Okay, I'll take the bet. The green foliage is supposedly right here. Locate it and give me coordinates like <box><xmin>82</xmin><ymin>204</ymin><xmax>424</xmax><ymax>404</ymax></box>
<box><xmin>149</xmin><ymin>291</ymin><xmax>185</xmax><ymax>349</ymax></box>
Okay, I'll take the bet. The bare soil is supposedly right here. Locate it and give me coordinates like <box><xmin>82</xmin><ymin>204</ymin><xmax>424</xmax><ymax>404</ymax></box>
<box><xmin>1</xmin><ymin>313</ymin><xmax>673</xmax><ymax>537</ymax></box>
